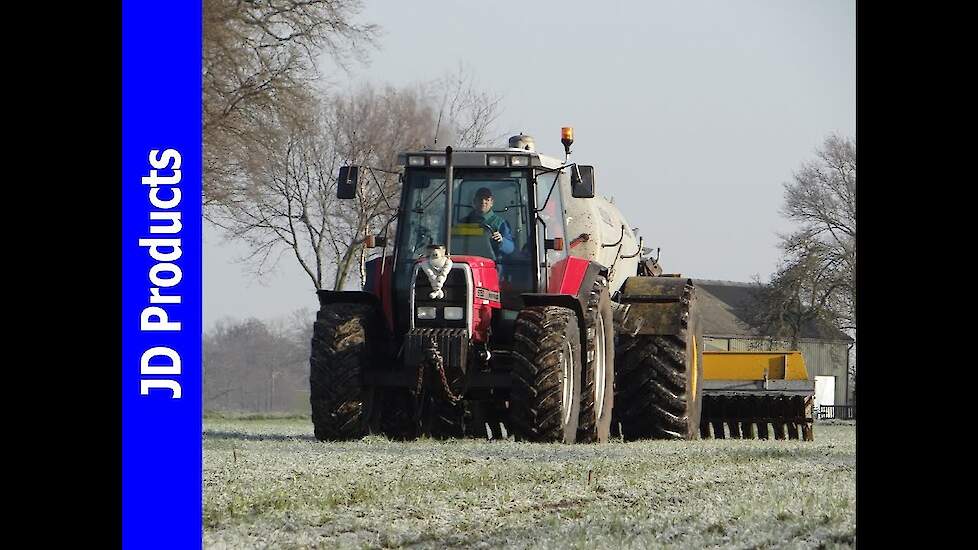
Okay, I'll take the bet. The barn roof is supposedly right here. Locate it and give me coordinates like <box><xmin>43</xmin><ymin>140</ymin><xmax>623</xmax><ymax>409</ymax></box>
<box><xmin>693</xmin><ymin>279</ymin><xmax>853</xmax><ymax>343</ymax></box>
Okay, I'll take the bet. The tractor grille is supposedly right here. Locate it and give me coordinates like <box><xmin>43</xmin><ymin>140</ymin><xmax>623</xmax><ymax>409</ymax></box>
<box><xmin>404</xmin><ymin>328</ymin><xmax>469</xmax><ymax>374</ymax></box>
<box><xmin>412</xmin><ymin>266</ymin><xmax>469</xmax><ymax>330</ymax></box>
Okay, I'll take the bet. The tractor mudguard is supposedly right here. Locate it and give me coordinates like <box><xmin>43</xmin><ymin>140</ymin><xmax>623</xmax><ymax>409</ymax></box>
<box><xmin>315</xmin><ymin>290</ymin><xmax>391</xmax><ymax>341</ymax></box>
<box><xmin>616</xmin><ymin>276</ymin><xmax>695</xmax><ymax>337</ymax></box>
<box><xmin>316</xmin><ymin>289</ymin><xmax>383</xmax><ymax>311</ymax></box>
<box><xmin>523</xmin><ymin>258</ymin><xmax>605</xmax><ymax>312</ymax></box>
<box><xmin>521</xmin><ymin>259</ymin><xmax>607</xmax><ymax>361</ymax></box>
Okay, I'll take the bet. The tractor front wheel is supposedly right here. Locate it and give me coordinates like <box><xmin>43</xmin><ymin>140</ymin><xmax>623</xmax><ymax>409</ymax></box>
<box><xmin>510</xmin><ymin>306</ymin><xmax>582</xmax><ymax>443</ymax></box>
<box><xmin>309</xmin><ymin>302</ymin><xmax>383</xmax><ymax>441</ymax></box>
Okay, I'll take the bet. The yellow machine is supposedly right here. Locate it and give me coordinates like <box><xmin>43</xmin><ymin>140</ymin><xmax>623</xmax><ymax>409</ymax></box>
<box><xmin>699</xmin><ymin>351</ymin><xmax>814</xmax><ymax>440</ymax></box>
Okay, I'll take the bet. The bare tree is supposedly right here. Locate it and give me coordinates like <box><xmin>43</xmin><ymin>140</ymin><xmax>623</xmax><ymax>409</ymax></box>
<box><xmin>745</xmin><ymin>254</ymin><xmax>842</xmax><ymax>350</ymax></box>
<box><xmin>431</xmin><ymin>64</ymin><xmax>507</xmax><ymax>148</ymax></box>
<box><xmin>323</xmin><ymin>84</ymin><xmax>443</xmax><ymax>288</ymax></box>
<box><xmin>744</xmin><ymin>134</ymin><xmax>856</xmax><ymax>349</ymax></box>
<box><xmin>204</xmin><ymin>316</ymin><xmax>310</xmax><ymax>412</ymax></box>
<box><xmin>203</xmin><ymin>0</ymin><xmax>378</xmax><ymax>205</ymax></box>
<box><xmin>782</xmin><ymin>134</ymin><xmax>855</xmax><ymax>330</ymax></box>
<box><xmin>207</xmin><ymin>84</ymin><xmax>439</xmax><ymax>290</ymax></box>
<box><xmin>207</xmin><ymin>60</ymin><xmax>506</xmax><ymax>292</ymax></box>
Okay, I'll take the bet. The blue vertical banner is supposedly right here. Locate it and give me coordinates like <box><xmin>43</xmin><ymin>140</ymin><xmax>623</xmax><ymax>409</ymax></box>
<box><xmin>122</xmin><ymin>2</ymin><xmax>202</xmax><ymax>549</ymax></box>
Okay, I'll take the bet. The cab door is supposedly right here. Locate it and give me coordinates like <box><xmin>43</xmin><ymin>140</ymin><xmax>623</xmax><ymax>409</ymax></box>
<box><xmin>533</xmin><ymin>169</ymin><xmax>569</xmax><ymax>291</ymax></box>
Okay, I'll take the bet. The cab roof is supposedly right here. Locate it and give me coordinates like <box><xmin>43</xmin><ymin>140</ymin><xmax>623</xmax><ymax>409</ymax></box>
<box><xmin>396</xmin><ymin>148</ymin><xmax>566</xmax><ymax>170</ymax></box>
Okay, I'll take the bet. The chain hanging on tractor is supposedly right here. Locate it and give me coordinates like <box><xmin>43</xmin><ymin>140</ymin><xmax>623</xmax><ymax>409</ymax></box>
<box><xmin>412</xmin><ymin>335</ymin><xmax>463</xmax><ymax>404</ymax></box>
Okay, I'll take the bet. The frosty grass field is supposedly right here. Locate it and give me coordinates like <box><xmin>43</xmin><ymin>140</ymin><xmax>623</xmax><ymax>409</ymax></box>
<box><xmin>204</xmin><ymin>416</ymin><xmax>855</xmax><ymax>549</ymax></box>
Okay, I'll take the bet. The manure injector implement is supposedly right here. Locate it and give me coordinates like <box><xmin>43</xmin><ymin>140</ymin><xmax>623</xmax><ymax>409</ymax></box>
<box><xmin>309</xmin><ymin>129</ymin><xmax>814</xmax><ymax>443</ymax></box>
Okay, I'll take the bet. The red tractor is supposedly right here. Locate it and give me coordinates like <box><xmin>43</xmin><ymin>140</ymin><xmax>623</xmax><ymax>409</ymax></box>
<box><xmin>310</xmin><ymin>130</ymin><xmax>704</xmax><ymax>443</ymax></box>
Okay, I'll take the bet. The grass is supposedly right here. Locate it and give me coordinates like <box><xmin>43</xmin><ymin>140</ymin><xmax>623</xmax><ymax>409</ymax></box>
<box><xmin>204</xmin><ymin>418</ymin><xmax>855</xmax><ymax>549</ymax></box>
<box><xmin>203</xmin><ymin>410</ymin><xmax>309</xmax><ymax>421</ymax></box>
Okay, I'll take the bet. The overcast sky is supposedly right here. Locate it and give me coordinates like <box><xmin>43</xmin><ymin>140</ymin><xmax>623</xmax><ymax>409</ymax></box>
<box><xmin>203</xmin><ymin>0</ymin><xmax>856</xmax><ymax>330</ymax></box>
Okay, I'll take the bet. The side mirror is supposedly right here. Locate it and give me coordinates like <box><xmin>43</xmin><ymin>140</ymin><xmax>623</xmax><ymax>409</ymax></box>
<box><xmin>337</xmin><ymin>166</ymin><xmax>359</xmax><ymax>199</ymax></box>
<box><xmin>571</xmin><ymin>165</ymin><xmax>595</xmax><ymax>198</ymax></box>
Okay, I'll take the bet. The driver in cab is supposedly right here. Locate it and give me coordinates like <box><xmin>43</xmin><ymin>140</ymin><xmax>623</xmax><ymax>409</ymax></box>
<box><xmin>460</xmin><ymin>187</ymin><xmax>515</xmax><ymax>257</ymax></box>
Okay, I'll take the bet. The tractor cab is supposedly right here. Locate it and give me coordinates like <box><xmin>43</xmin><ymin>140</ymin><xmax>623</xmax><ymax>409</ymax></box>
<box><xmin>338</xmin><ymin>134</ymin><xmax>593</xmax><ymax>339</ymax></box>
<box><xmin>390</xmin><ymin>150</ymin><xmax>549</xmax><ymax>342</ymax></box>
<box><xmin>340</xmin><ymin>135</ymin><xmax>594</xmax><ymax>344</ymax></box>
<box><xmin>395</xmin><ymin>161</ymin><xmax>535</xmax><ymax>309</ymax></box>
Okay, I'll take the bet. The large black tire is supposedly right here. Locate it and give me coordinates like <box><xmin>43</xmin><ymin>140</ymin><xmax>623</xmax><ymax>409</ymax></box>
<box><xmin>379</xmin><ymin>389</ymin><xmax>419</xmax><ymax>441</ymax></box>
<box><xmin>578</xmin><ymin>279</ymin><xmax>616</xmax><ymax>443</ymax></box>
<box><xmin>309</xmin><ymin>302</ymin><xmax>384</xmax><ymax>441</ymax></box>
<box><xmin>614</xmin><ymin>293</ymin><xmax>704</xmax><ymax>440</ymax></box>
<box><xmin>510</xmin><ymin>306</ymin><xmax>582</xmax><ymax>443</ymax></box>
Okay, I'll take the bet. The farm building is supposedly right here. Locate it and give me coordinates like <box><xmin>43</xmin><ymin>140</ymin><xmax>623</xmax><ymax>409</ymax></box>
<box><xmin>693</xmin><ymin>279</ymin><xmax>854</xmax><ymax>408</ymax></box>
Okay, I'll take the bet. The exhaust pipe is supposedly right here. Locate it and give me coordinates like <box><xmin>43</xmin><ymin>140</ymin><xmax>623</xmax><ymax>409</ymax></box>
<box><xmin>445</xmin><ymin>146</ymin><xmax>453</xmax><ymax>255</ymax></box>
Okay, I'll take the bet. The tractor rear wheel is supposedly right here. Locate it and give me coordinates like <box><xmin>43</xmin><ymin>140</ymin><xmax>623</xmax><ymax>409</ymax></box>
<box><xmin>614</xmin><ymin>291</ymin><xmax>704</xmax><ymax>440</ymax></box>
<box><xmin>578</xmin><ymin>279</ymin><xmax>615</xmax><ymax>443</ymax></box>
<box><xmin>309</xmin><ymin>302</ymin><xmax>384</xmax><ymax>441</ymax></box>
<box><xmin>510</xmin><ymin>306</ymin><xmax>582</xmax><ymax>443</ymax></box>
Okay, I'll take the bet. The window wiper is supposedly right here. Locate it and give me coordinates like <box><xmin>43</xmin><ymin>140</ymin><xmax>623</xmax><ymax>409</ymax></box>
<box><xmin>412</xmin><ymin>229</ymin><xmax>433</xmax><ymax>256</ymax></box>
<box><xmin>413</xmin><ymin>180</ymin><xmax>449</xmax><ymax>213</ymax></box>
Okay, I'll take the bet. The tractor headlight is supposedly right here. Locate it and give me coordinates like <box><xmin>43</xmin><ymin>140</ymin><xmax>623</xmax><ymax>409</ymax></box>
<box><xmin>487</xmin><ymin>155</ymin><xmax>507</xmax><ymax>167</ymax></box>
<box><xmin>416</xmin><ymin>306</ymin><xmax>437</xmax><ymax>319</ymax></box>
<box><xmin>509</xmin><ymin>155</ymin><xmax>529</xmax><ymax>166</ymax></box>
<box><xmin>407</xmin><ymin>155</ymin><xmax>425</xmax><ymax>166</ymax></box>
<box><xmin>443</xmin><ymin>307</ymin><xmax>464</xmax><ymax>320</ymax></box>
<box><xmin>429</xmin><ymin>155</ymin><xmax>446</xmax><ymax>166</ymax></box>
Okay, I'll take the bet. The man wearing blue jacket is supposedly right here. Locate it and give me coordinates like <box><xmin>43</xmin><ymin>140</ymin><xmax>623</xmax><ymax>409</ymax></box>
<box><xmin>461</xmin><ymin>187</ymin><xmax>515</xmax><ymax>258</ymax></box>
